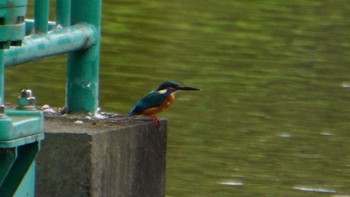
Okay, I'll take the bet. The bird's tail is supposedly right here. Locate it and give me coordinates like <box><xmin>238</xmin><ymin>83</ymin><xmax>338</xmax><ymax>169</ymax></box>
<box><xmin>127</xmin><ymin>112</ymin><xmax>135</xmax><ymax>117</ymax></box>
<box><xmin>123</xmin><ymin>112</ymin><xmax>135</xmax><ymax>122</ymax></box>
<box><xmin>127</xmin><ymin>106</ymin><xmax>142</xmax><ymax>117</ymax></box>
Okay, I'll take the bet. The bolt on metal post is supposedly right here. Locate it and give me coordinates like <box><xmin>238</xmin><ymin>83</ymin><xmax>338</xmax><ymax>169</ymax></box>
<box><xmin>16</xmin><ymin>89</ymin><xmax>37</xmax><ymax>110</ymax></box>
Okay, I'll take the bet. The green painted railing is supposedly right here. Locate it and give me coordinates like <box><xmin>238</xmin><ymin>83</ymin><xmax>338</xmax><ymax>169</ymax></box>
<box><xmin>0</xmin><ymin>0</ymin><xmax>102</xmax><ymax>196</ymax></box>
<box><xmin>1</xmin><ymin>0</ymin><xmax>101</xmax><ymax>113</ymax></box>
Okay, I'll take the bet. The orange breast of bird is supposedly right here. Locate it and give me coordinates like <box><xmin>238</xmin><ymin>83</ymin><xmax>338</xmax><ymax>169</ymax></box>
<box><xmin>142</xmin><ymin>93</ymin><xmax>175</xmax><ymax>116</ymax></box>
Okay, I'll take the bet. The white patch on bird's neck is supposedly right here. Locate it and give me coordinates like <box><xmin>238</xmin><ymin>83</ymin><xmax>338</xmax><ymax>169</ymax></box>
<box><xmin>158</xmin><ymin>89</ymin><xmax>167</xmax><ymax>94</ymax></box>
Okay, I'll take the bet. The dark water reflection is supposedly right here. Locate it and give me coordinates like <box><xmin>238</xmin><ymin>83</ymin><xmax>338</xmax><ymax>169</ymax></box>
<box><xmin>5</xmin><ymin>1</ymin><xmax>350</xmax><ymax>196</ymax></box>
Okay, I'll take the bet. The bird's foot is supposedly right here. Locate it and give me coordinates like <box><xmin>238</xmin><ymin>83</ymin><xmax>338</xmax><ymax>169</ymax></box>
<box><xmin>150</xmin><ymin>115</ymin><xmax>160</xmax><ymax>126</ymax></box>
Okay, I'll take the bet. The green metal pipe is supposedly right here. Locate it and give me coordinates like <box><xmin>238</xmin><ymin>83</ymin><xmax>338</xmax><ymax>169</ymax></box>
<box><xmin>56</xmin><ymin>0</ymin><xmax>70</xmax><ymax>27</ymax></box>
<box><xmin>34</xmin><ymin>0</ymin><xmax>49</xmax><ymax>33</ymax></box>
<box><xmin>0</xmin><ymin>50</ymin><xmax>3</xmax><ymax>105</ymax></box>
<box><xmin>66</xmin><ymin>0</ymin><xmax>101</xmax><ymax>113</ymax></box>
<box><xmin>4</xmin><ymin>24</ymin><xmax>97</xmax><ymax>67</ymax></box>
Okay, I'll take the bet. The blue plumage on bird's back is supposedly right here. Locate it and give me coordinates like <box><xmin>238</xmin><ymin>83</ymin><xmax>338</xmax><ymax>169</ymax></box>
<box><xmin>128</xmin><ymin>88</ymin><xmax>176</xmax><ymax>116</ymax></box>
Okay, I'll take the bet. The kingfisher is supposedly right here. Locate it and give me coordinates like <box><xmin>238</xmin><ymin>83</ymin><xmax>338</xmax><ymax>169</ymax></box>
<box><xmin>128</xmin><ymin>81</ymin><xmax>200</xmax><ymax>125</ymax></box>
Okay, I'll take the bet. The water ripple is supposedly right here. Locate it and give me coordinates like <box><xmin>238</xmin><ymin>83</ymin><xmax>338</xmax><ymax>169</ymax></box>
<box><xmin>293</xmin><ymin>186</ymin><xmax>337</xmax><ymax>194</ymax></box>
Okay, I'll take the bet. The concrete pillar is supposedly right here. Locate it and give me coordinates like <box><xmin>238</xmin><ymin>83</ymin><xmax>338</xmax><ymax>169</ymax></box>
<box><xmin>35</xmin><ymin>116</ymin><xmax>167</xmax><ymax>197</ymax></box>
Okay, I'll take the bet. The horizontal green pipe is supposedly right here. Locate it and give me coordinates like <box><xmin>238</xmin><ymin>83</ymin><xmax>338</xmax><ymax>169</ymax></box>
<box><xmin>4</xmin><ymin>23</ymin><xmax>97</xmax><ymax>67</ymax></box>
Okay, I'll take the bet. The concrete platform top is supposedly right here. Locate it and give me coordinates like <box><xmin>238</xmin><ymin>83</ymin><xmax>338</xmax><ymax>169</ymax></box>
<box><xmin>43</xmin><ymin>110</ymin><xmax>164</xmax><ymax>134</ymax></box>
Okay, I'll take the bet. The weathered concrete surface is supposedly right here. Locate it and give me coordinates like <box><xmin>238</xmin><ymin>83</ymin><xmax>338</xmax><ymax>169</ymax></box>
<box><xmin>35</xmin><ymin>115</ymin><xmax>167</xmax><ymax>197</ymax></box>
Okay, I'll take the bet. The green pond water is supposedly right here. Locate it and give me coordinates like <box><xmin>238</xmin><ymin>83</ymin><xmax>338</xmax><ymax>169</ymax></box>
<box><xmin>5</xmin><ymin>1</ymin><xmax>350</xmax><ymax>196</ymax></box>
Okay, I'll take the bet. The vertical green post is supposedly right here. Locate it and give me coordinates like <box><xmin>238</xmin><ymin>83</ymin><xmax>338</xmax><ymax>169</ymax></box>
<box><xmin>66</xmin><ymin>0</ymin><xmax>101</xmax><ymax>113</ymax></box>
<box><xmin>34</xmin><ymin>0</ymin><xmax>49</xmax><ymax>33</ymax></box>
<box><xmin>56</xmin><ymin>0</ymin><xmax>70</xmax><ymax>27</ymax></box>
<box><xmin>0</xmin><ymin>51</ymin><xmax>4</xmax><ymax>105</ymax></box>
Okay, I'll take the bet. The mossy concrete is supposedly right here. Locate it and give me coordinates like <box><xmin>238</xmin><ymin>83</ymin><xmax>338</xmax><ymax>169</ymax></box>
<box><xmin>35</xmin><ymin>115</ymin><xmax>167</xmax><ymax>197</ymax></box>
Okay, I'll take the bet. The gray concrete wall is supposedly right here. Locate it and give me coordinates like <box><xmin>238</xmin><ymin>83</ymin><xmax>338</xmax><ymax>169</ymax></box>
<box><xmin>35</xmin><ymin>117</ymin><xmax>167</xmax><ymax>197</ymax></box>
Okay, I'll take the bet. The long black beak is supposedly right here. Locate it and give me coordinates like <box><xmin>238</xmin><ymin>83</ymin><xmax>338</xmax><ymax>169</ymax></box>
<box><xmin>178</xmin><ymin>86</ymin><xmax>201</xmax><ymax>91</ymax></box>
